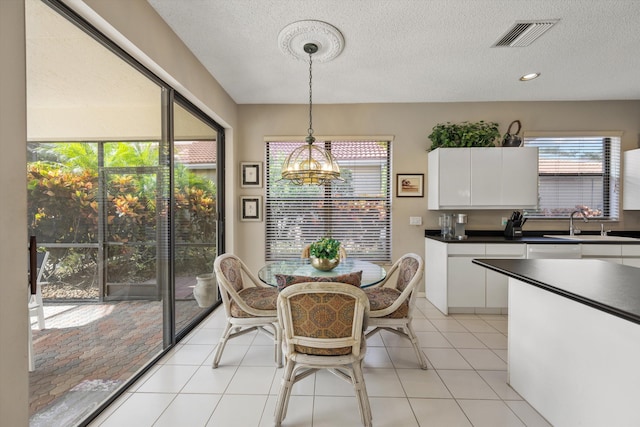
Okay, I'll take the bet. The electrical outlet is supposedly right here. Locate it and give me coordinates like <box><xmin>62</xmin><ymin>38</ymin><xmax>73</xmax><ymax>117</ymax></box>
<box><xmin>501</xmin><ymin>217</ymin><xmax>509</xmax><ymax>226</ymax></box>
<box><xmin>409</xmin><ymin>216</ymin><xmax>422</xmax><ymax>226</ymax></box>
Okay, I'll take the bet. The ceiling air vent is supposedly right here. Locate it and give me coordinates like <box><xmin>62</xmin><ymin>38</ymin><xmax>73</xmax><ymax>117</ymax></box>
<box><xmin>493</xmin><ymin>20</ymin><xmax>559</xmax><ymax>47</ymax></box>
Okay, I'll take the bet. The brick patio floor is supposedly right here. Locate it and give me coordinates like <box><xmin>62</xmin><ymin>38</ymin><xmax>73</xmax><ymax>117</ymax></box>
<box><xmin>29</xmin><ymin>298</ymin><xmax>208</xmax><ymax>426</ymax></box>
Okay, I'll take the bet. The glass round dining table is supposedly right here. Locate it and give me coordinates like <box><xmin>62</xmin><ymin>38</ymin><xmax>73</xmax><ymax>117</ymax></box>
<box><xmin>258</xmin><ymin>259</ymin><xmax>387</xmax><ymax>288</ymax></box>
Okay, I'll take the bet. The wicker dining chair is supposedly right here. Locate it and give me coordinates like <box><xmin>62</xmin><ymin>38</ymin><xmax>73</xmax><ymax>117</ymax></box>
<box><xmin>275</xmin><ymin>282</ymin><xmax>372</xmax><ymax>427</ymax></box>
<box><xmin>364</xmin><ymin>253</ymin><xmax>428</xmax><ymax>369</ymax></box>
<box><xmin>212</xmin><ymin>253</ymin><xmax>282</xmax><ymax>368</ymax></box>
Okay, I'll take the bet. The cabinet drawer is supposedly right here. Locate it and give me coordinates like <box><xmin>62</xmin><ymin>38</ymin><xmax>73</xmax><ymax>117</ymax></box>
<box><xmin>486</xmin><ymin>244</ymin><xmax>526</xmax><ymax>257</ymax></box>
<box><xmin>447</xmin><ymin>244</ymin><xmax>485</xmax><ymax>256</ymax></box>
<box><xmin>581</xmin><ymin>244</ymin><xmax>622</xmax><ymax>257</ymax></box>
<box><xmin>622</xmin><ymin>245</ymin><xmax>640</xmax><ymax>257</ymax></box>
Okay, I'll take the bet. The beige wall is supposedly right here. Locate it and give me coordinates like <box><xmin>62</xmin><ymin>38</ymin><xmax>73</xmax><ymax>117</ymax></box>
<box><xmin>0</xmin><ymin>1</ymin><xmax>29</xmax><ymax>425</ymax></box>
<box><xmin>237</xmin><ymin>101</ymin><xmax>640</xmax><ymax>271</ymax></box>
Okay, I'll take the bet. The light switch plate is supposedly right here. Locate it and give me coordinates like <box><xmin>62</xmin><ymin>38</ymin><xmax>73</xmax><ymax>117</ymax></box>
<box><xmin>409</xmin><ymin>216</ymin><xmax>422</xmax><ymax>225</ymax></box>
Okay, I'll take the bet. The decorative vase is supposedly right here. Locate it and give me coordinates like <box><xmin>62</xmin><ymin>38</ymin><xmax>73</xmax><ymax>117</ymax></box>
<box><xmin>310</xmin><ymin>256</ymin><xmax>340</xmax><ymax>271</ymax></box>
<box><xmin>193</xmin><ymin>273</ymin><xmax>217</xmax><ymax>308</ymax></box>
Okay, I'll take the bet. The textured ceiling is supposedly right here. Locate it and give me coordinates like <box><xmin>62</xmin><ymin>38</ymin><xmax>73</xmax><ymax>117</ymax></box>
<box><xmin>146</xmin><ymin>0</ymin><xmax>640</xmax><ymax>105</ymax></box>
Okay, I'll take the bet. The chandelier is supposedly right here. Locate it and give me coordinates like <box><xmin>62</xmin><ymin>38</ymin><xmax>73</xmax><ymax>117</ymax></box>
<box><xmin>281</xmin><ymin>43</ymin><xmax>341</xmax><ymax>185</ymax></box>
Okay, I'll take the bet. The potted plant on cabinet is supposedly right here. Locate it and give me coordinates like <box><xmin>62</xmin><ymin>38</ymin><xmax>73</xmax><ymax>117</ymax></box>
<box><xmin>428</xmin><ymin>120</ymin><xmax>500</xmax><ymax>151</ymax></box>
<box><xmin>309</xmin><ymin>237</ymin><xmax>342</xmax><ymax>271</ymax></box>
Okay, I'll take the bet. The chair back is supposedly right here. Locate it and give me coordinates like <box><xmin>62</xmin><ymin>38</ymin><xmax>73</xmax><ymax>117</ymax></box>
<box><xmin>378</xmin><ymin>253</ymin><xmax>424</xmax><ymax>317</ymax></box>
<box><xmin>396</xmin><ymin>254</ymin><xmax>422</xmax><ymax>292</ymax></box>
<box><xmin>214</xmin><ymin>253</ymin><xmax>273</xmax><ymax>317</ymax></box>
<box><xmin>278</xmin><ymin>282</ymin><xmax>369</xmax><ymax>357</ymax></box>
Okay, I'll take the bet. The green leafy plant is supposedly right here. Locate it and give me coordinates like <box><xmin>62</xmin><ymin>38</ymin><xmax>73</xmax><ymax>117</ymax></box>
<box><xmin>428</xmin><ymin>121</ymin><xmax>500</xmax><ymax>151</ymax></box>
<box><xmin>27</xmin><ymin>141</ymin><xmax>218</xmax><ymax>295</ymax></box>
<box><xmin>309</xmin><ymin>237</ymin><xmax>341</xmax><ymax>260</ymax></box>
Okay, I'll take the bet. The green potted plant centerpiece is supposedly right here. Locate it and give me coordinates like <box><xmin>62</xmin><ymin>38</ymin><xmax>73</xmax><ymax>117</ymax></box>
<box><xmin>309</xmin><ymin>237</ymin><xmax>342</xmax><ymax>271</ymax></box>
<box><xmin>428</xmin><ymin>120</ymin><xmax>500</xmax><ymax>151</ymax></box>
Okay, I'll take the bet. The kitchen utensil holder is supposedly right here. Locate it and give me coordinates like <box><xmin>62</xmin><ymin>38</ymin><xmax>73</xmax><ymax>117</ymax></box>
<box><xmin>504</xmin><ymin>220</ymin><xmax>523</xmax><ymax>239</ymax></box>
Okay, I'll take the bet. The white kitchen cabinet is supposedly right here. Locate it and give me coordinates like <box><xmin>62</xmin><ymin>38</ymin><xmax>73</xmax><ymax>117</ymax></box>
<box><xmin>428</xmin><ymin>148</ymin><xmax>471</xmax><ymax>208</ymax></box>
<box><xmin>425</xmin><ymin>238</ymin><xmax>640</xmax><ymax>315</ymax></box>
<box><xmin>447</xmin><ymin>244</ymin><xmax>486</xmax><ymax>308</ymax></box>
<box><xmin>581</xmin><ymin>244</ymin><xmax>623</xmax><ymax>264</ymax></box>
<box><xmin>623</xmin><ymin>149</ymin><xmax>640</xmax><ymax>210</ymax></box>
<box><xmin>425</xmin><ymin>239</ymin><xmax>523</xmax><ymax>314</ymax></box>
<box><xmin>470</xmin><ymin>148</ymin><xmax>502</xmax><ymax>206</ymax></box>
<box><xmin>428</xmin><ymin>147</ymin><xmax>538</xmax><ymax>209</ymax></box>
<box><xmin>502</xmin><ymin>148</ymin><xmax>539</xmax><ymax>207</ymax></box>
<box><xmin>485</xmin><ymin>244</ymin><xmax>526</xmax><ymax>307</ymax></box>
<box><xmin>622</xmin><ymin>244</ymin><xmax>640</xmax><ymax>267</ymax></box>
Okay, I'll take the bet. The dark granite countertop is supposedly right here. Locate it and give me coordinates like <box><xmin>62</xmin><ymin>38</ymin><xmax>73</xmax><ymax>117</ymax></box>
<box><xmin>425</xmin><ymin>229</ymin><xmax>640</xmax><ymax>244</ymax></box>
<box><xmin>472</xmin><ymin>258</ymin><xmax>640</xmax><ymax>325</ymax></box>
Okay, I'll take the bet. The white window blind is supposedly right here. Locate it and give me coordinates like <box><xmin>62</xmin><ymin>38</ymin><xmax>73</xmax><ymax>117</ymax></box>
<box><xmin>265</xmin><ymin>140</ymin><xmax>391</xmax><ymax>261</ymax></box>
<box><xmin>523</xmin><ymin>135</ymin><xmax>620</xmax><ymax>219</ymax></box>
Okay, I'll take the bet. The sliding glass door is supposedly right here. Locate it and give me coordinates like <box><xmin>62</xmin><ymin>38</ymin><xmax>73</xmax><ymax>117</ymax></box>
<box><xmin>173</xmin><ymin>101</ymin><xmax>220</xmax><ymax>334</ymax></box>
<box><xmin>25</xmin><ymin>0</ymin><xmax>224</xmax><ymax>424</ymax></box>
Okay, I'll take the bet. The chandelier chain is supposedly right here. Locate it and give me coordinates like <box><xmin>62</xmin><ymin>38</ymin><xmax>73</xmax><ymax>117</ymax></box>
<box><xmin>308</xmin><ymin>50</ymin><xmax>313</xmax><ymax>137</ymax></box>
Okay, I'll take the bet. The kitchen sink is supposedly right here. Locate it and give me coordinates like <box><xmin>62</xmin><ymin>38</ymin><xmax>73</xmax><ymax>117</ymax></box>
<box><xmin>544</xmin><ymin>234</ymin><xmax>639</xmax><ymax>242</ymax></box>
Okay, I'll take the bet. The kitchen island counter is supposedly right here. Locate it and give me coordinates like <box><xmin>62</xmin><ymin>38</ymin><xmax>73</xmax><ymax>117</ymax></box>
<box><xmin>472</xmin><ymin>258</ymin><xmax>640</xmax><ymax>324</ymax></box>
<box><xmin>473</xmin><ymin>258</ymin><xmax>640</xmax><ymax>427</ymax></box>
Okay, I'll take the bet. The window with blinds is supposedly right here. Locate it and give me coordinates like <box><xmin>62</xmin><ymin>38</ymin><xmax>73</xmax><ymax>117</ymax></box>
<box><xmin>265</xmin><ymin>140</ymin><xmax>391</xmax><ymax>261</ymax></box>
<box><xmin>523</xmin><ymin>135</ymin><xmax>621</xmax><ymax>220</ymax></box>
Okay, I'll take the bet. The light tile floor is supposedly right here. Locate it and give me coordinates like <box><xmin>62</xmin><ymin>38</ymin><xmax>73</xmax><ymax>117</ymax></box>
<box><xmin>89</xmin><ymin>297</ymin><xmax>552</xmax><ymax>427</ymax></box>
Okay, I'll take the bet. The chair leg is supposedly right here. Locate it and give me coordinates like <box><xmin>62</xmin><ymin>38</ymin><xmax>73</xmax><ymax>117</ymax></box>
<box><xmin>212</xmin><ymin>322</ymin><xmax>233</xmax><ymax>368</ymax></box>
<box><xmin>405</xmin><ymin>322</ymin><xmax>428</xmax><ymax>370</ymax></box>
<box><xmin>352</xmin><ymin>360</ymin><xmax>372</xmax><ymax>427</ymax></box>
<box><xmin>274</xmin><ymin>322</ymin><xmax>282</xmax><ymax>368</ymax></box>
<box><xmin>274</xmin><ymin>358</ymin><xmax>296</xmax><ymax>425</ymax></box>
<box><xmin>35</xmin><ymin>292</ymin><xmax>45</xmax><ymax>330</ymax></box>
<box><xmin>28</xmin><ymin>323</ymin><xmax>35</xmax><ymax>372</ymax></box>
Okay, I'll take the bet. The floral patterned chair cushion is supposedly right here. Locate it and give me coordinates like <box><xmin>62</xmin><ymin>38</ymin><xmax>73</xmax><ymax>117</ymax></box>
<box><xmin>364</xmin><ymin>287</ymin><xmax>409</xmax><ymax>318</ymax></box>
<box><xmin>275</xmin><ymin>271</ymin><xmax>362</xmax><ymax>292</ymax></box>
<box><xmin>230</xmin><ymin>287</ymin><xmax>278</xmax><ymax>318</ymax></box>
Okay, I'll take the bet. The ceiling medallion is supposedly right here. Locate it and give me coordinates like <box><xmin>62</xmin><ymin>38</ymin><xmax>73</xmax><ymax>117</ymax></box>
<box><xmin>278</xmin><ymin>20</ymin><xmax>344</xmax><ymax>63</ymax></box>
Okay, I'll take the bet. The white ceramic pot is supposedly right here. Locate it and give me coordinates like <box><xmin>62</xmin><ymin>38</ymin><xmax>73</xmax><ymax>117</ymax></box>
<box><xmin>194</xmin><ymin>273</ymin><xmax>217</xmax><ymax>308</ymax></box>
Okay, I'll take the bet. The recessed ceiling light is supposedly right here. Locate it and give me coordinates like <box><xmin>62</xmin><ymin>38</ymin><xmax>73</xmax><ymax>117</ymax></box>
<box><xmin>520</xmin><ymin>73</ymin><xmax>540</xmax><ymax>81</ymax></box>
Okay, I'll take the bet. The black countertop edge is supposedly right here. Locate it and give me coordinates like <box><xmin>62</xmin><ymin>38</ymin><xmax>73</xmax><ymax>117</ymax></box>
<box><xmin>425</xmin><ymin>229</ymin><xmax>640</xmax><ymax>243</ymax></box>
<box><xmin>472</xmin><ymin>259</ymin><xmax>640</xmax><ymax>326</ymax></box>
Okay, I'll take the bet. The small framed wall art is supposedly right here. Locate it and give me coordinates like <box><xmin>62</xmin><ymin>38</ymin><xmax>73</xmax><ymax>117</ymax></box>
<box><xmin>240</xmin><ymin>196</ymin><xmax>262</xmax><ymax>221</ymax></box>
<box><xmin>240</xmin><ymin>162</ymin><xmax>262</xmax><ymax>188</ymax></box>
<box><xmin>396</xmin><ymin>173</ymin><xmax>424</xmax><ymax>197</ymax></box>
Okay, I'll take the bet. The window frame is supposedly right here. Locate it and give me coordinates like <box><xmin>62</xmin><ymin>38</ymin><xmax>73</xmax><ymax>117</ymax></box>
<box><xmin>265</xmin><ymin>138</ymin><xmax>392</xmax><ymax>262</ymax></box>
<box><xmin>523</xmin><ymin>131</ymin><xmax>621</xmax><ymax>220</ymax></box>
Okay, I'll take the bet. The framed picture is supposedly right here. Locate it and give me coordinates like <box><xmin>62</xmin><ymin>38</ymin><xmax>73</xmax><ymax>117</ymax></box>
<box><xmin>240</xmin><ymin>162</ymin><xmax>262</xmax><ymax>188</ymax></box>
<box><xmin>240</xmin><ymin>196</ymin><xmax>262</xmax><ymax>221</ymax></box>
<box><xmin>396</xmin><ymin>173</ymin><xmax>424</xmax><ymax>197</ymax></box>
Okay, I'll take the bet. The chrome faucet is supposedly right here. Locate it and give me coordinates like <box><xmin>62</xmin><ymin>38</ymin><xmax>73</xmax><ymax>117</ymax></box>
<box><xmin>569</xmin><ymin>209</ymin><xmax>589</xmax><ymax>236</ymax></box>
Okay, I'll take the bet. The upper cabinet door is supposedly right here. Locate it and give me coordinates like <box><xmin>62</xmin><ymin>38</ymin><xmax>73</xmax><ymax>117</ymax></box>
<box><xmin>428</xmin><ymin>148</ymin><xmax>471</xmax><ymax>209</ymax></box>
<box><xmin>471</xmin><ymin>148</ymin><xmax>502</xmax><ymax>206</ymax></box>
<box><xmin>501</xmin><ymin>147</ymin><xmax>538</xmax><ymax>208</ymax></box>
<box><xmin>623</xmin><ymin>149</ymin><xmax>640</xmax><ymax>210</ymax></box>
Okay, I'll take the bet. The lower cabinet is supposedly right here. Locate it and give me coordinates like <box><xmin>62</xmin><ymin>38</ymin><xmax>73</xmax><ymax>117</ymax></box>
<box><xmin>622</xmin><ymin>245</ymin><xmax>640</xmax><ymax>267</ymax></box>
<box><xmin>447</xmin><ymin>244</ymin><xmax>486</xmax><ymax>308</ymax></box>
<box><xmin>581</xmin><ymin>244</ymin><xmax>623</xmax><ymax>264</ymax></box>
<box><xmin>426</xmin><ymin>239</ymin><xmax>525</xmax><ymax>314</ymax></box>
<box><xmin>425</xmin><ymin>238</ymin><xmax>640</xmax><ymax>315</ymax></box>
